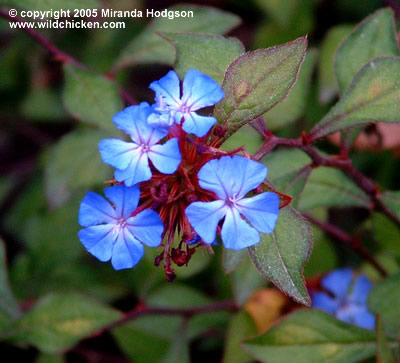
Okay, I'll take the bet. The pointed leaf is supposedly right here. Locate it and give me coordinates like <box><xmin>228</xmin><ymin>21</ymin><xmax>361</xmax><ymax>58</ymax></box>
<box><xmin>335</xmin><ymin>8</ymin><xmax>399</xmax><ymax>94</ymax></box>
<box><xmin>62</xmin><ymin>64</ymin><xmax>122</xmax><ymax>131</ymax></box>
<box><xmin>310</xmin><ymin>57</ymin><xmax>400</xmax><ymax>140</ymax></box>
<box><xmin>214</xmin><ymin>37</ymin><xmax>307</xmax><ymax>139</ymax></box>
<box><xmin>377</xmin><ymin>190</ymin><xmax>400</xmax><ymax>220</ymax></box>
<box><xmin>265</xmin><ymin>49</ymin><xmax>317</xmax><ymax>130</ymax></box>
<box><xmin>9</xmin><ymin>293</ymin><xmax>121</xmax><ymax>354</ymax></box>
<box><xmin>248</xmin><ymin>206</ymin><xmax>312</xmax><ymax>306</ymax></box>
<box><xmin>161</xmin><ymin>33</ymin><xmax>244</xmax><ymax>85</ymax></box>
<box><xmin>243</xmin><ymin>310</ymin><xmax>377</xmax><ymax>363</ymax></box>
<box><xmin>113</xmin><ymin>5</ymin><xmax>240</xmax><ymax>70</ymax></box>
<box><xmin>368</xmin><ymin>271</ymin><xmax>400</xmax><ymax>338</ymax></box>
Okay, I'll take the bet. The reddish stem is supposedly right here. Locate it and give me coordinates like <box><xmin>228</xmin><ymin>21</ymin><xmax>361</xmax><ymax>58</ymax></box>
<box><xmin>96</xmin><ymin>300</ymin><xmax>238</xmax><ymax>335</ymax></box>
<box><xmin>252</xmin><ymin>134</ymin><xmax>400</xmax><ymax>228</ymax></box>
<box><xmin>303</xmin><ymin>213</ymin><xmax>388</xmax><ymax>277</ymax></box>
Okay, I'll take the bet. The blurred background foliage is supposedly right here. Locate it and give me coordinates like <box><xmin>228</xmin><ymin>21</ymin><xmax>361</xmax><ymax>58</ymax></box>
<box><xmin>1</xmin><ymin>0</ymin><xmax>400</xmax><ymax>362</ymax></box>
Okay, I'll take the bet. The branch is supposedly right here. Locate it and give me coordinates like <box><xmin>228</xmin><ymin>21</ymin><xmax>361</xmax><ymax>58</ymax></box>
<box><xmin>97</xmin><ymin>300</ymin><xmax>238</xmax><ymax>334</ymax></box>
<box><xmin>303</xmin><ymin>213</ymin><xmax>388</xmax><ymax>277</ymax></box>
<box><xmin>0</xmin><ymin>9</ymin><xmax>135</xmax><ymax>105</ymax></box>
<box><xmin>252</xmin><ymin>134</ymin><xmax>400</xmax><ymax>228</ymax></box>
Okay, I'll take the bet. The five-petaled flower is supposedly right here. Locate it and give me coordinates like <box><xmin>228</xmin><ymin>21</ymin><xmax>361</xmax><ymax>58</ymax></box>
<box><xmin>78</xmin><ymin>185</ymin><xmax>163</xmax><ymax>270</ymax></box>
<box><xmin>148</xmin><ymin>69</ymin><xmax>224</xmax><ymax>137</ymax></box>
<box><xmin>185</xmin><ymin>155</ymin><xmax>280</xmax><ymax>249</ymax></box>
<box><xmin>312</xmin><ymin>268</ymin><xmax>375</xmax><ymax>329</ymax></box>
<box><xmin>78</xmin><ymin>69</ymin><xmax>281</xmax><ymax>276</ymax></box>
<box><xmin>99</xmin><ymin>102</ymin><xmax>181</xmax><ymax>186</ymax></box>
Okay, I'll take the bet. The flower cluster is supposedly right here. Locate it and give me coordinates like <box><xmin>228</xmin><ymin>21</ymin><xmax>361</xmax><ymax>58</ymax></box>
<box><xmin>312</xmin><ymin>268</ymin><xmax>375</xmax><ymax>329</ymax></box>
<box><xmin>78</xmin><ymin>69</ymin><xmax>280</xmax><ymax>280</ymax></box>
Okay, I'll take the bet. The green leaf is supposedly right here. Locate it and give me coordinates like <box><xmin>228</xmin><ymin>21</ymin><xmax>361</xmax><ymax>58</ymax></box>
<box><xmin>262</xmin><ymin>149</ymin><xmax>311</xmax><ymax>179</ymax></box>
<box><xmin>318</xmin><ymin>25</ymin><xmax>353</xmax><ymax>103</ymax></box>
<box><xmin>21</xmin><ymin>88</ymin><xmax>67</xmax><ymax>122</ymax></box>
<box><xmin>254</xmin><ymin>0</ymin><xmax>300</xmax><ymax>28</ymax></box>
<box><xmin>265</xmin><ymin>49</ymin><xmax>317</xmax><ymax>130</ymax></box>
<box><xmin>378</xmin><ymin>190</ymin><xmax>400</xmax><ymax>220</ymax></box>
<box><xmin>35</xmin><ymin>352</ymin><xmax>65</xmax><ymax>363</ymax></box>
<box><xmin>222</xmin><ymin>311</ymin><xmax>257</xmax><ymax>363</ymax></box>
<box><xmin>223</xmin><ymin>249</ymin><xmax>247</xmax><ymax>273</ymax></box>
<box><xmin>62</xmin><ymin>64</ymin><xmax>122</xmax><ymax>131</ymax></box>
<box><xmin>368</xmin><ymin>272</ymin><xmax>400</xmax><ymax>338</ymax></box>
<box><xmin>148</xmin><ymin>283</ymin><xmax>211</xmax><ymax>308</ymax></box>
<box><xmin>3</xmin><ymin>0</ymin><xmax>99</xmax><ymax>11</ymax></box>
<box><xmin>248</xmin><ymin>206</ymin><xmax>312</xmax><ymax>305</ymax></box>
<box><xmin>310</xmin><ymin>57</ymin><xmax>400</xmax><ymax>140</ymax></box>
<box><xmin>372</xmin><ymin>213</ymin><xmax>400</xmax><ymax>256</ymax></box>
<box><xmin>113</xmin><ymin>5</ymin><xmax>240</xmax><ymax>70</ymax></box>
<box><xmin>299</xmin><ymin>167</ymin><xmax>370</xmax><ymax>210</ymax></box>
<box><xmin>113</xmin><ymin>284</ymin><xmax>208</xmax><ymax>363</ymax></box>
<box><xmin>161</xmin><ymin>32</ymin><xmax>244</xmax><ymax>85</ymax></box>
<box><xmin>45</xmin><ymin>130</ymin><xmax>112</xmax><ymax>208</ymax></box>
<box><xmin>214</xmin><ymin>37</ymin><xmax>307</xmax><ymax>139</ymax></box>
<box><xmin>262</xmin><ymin>149</ymin><xmax>312</xmax><ymax>208</ymax></box>
<box><xmin>231</xmin><ymin>256</ymin><xmax>266</xmax><ymax>306</ymax></box>
<box><xmin>0</xmin><ymin>238</ymin><xmax>20</xmax><ymax>333</ymax></box>
<box><xmin>221</xmin><ymin>124</ymin><xmax>263</xmax><ymax>154</ymax></box>
<box><xmin>335</xmin><ymin>8</ymin><xmax>399</xmax><ymax>94</ymax></box>
<box><xmin>376</xmin><ymin>316</ymin><xmax>396</xmax><ymax>363</ymax></box>
<box><xmin>243</xmin><ymin>309</ymin><xmax>377</xmax><ymax>363</ymax></box>
<box><xmin>9</xmin><ymin>292</ymin><xmax>121</xmax><ymax>354</ymax></box>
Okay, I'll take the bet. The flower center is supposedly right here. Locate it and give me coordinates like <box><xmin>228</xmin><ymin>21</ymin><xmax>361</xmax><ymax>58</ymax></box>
<box><xmin>117</xmin><ymin>217</ymin><xmax>127</xmax><ymax>229</ymax></box>
<box><xmin>226</xmin><ymin>194</ymin><xmax>239</xmax><ymax>207</ymax></box>
<box><xmin>179</xmin><ymin>102</ymin><xmax>191</xmax><ymax>114</ymax></box>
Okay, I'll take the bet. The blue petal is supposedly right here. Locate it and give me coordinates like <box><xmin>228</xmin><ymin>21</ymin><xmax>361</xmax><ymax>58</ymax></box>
<box><xmin>114</xmin><ymin>151</ymin><xmax>151</xmax><ymax>186</ymax></box>
<box><xmin>99</xmin><ymin>138</ymin><xmax>139</xmax><ymax>170</ymax></box>
<box><xmin>104</xmin><ymin>185</ymin><xmax>140</xmax><ymax>219</ymax></box>
<box><xmin>311</xmin><ymin>292</ymin><xmax>339</xmax><ymax>314</ymax></box>
<box><xmin>78</xmin><ymin>224</ymin><xmax>117</xmax><ymax>262</ymax></box>
<box><xmin>353</xmin><ymin>309</ymin><xmax>376</xmax><ymax>330</ymax></box>
<box><xmin>182</xmin><ymin>112</ymin><xmax>217</xmax><ymax>137</ymax></box>
<box><xmin>321</xmin><ymin>268</ymin><xmax>353</xmax><ymax>299</ymax></box>
<box><xmin>221</xmin><ymin>207</ymin><xmax>259</xmax><ymax>249</ymax></box>
<box><xmin>127</xmin><ymin>209</ymin><xmax>164</xmax><ymax>247</ymax></box>
<box><xmin>79</xmin><ymin>191</ymin><xmax>117</xmax><ymax>227</ymax></box>
<box><xmin>348</xmin><ymin>275</ymin><xmax>372</xmax><ymax>305</ymax></box>
<box><xmin>185</xmin><ymin>200</ymin><xmax>228</xmax><ymax>244</ymax></box>
<box><xmin>111</xmin><ymin>229</ymin><xmax>144</xmax><ymax>270</ymax></box>
<box><xmin>336</xmin><ymin>304</ymin><xmax>375</xmax><ymax>329</ymax></box>
<box><xmin>236</xmin><ymin>192</ymin><xmax>279</xmax><ymax>233</ymax></box>
<box><xmin>198</xmin><ymin>156</ymin><xmax>267</xmax><ymax>199</ymax></box>
<box><xmin>148</xmin><ymin>138</ymin><xmax>181</xmax><ymax>174</ymax></box>
<box><xmin>147</xmin><ymin>110</ymin><xmax>175</xmax><ymax>128</ymax></box>
<box><xmin>181</xmin><ymin>69</ymin><xmax>224</xmax><ymax>110</ymax></box>
<box><xmin>113</xmin><ymin>103</ymin><xmax>167</xmax><ymax>145</ymax></box>
<box><xmin>149</xmin><ymin>70</ymin><xmax>181</xmax><ymax>108</ymax></box>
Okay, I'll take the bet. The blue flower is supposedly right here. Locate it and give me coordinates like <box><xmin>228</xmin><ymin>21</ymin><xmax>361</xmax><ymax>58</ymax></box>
<box><xmin>78</xmin><ymin>185</ymin><xmax>164</xmax><ymax>270</ymax></box>
<box><xmin>312</xmin><ymin>268</ymin><xmax>376</xmax><ymax>329</ymax></box>
<box><xmin>148</xmin><ymin>69</ymin><xmax>224</xmax><ymax>137</ymax></box>
<box><xmin>185</xmin><ymin>155</ymin><xmax>279</xmax><ymax>250</ymax></box>
<box><xmin>99</xmin><ymin>102</ymin><xmax>181</xmax><ymax>186</ymax></box>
